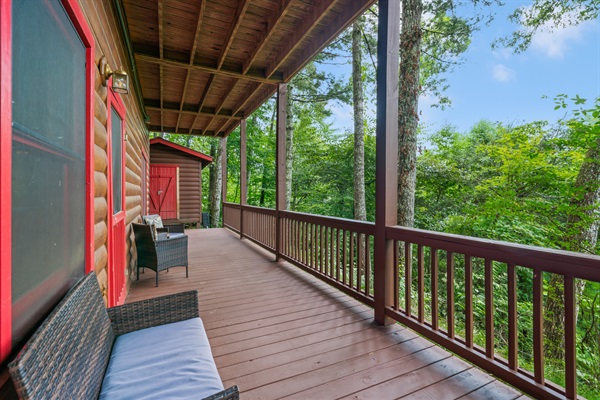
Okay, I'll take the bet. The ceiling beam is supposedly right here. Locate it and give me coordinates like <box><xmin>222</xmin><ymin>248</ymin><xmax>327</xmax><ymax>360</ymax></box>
<box><xmin>242</xmin><ymin>0</ymin><xmax>293</xmax><ymax>75</ymax></box>
<box><xmin>148</xmin><ymin>125</ymin><xmax>218</xmax><ymax>136</ymax></box>
<box><xmin>176</xmin><ymin>0</ymin><xmax>207</xmax><ymax>133</ymax></box>
<box><xmin>135</xmin><ymin>53</ymin><xmax>281</xmax><ymax>84</ymax></box>
<box><xmin>205</xmin><ymin>79</ymin><xmax>239</xmax><ymax>134</ymax></box>
<box><xmin>265</xmin><ymin>0</ymin><xmax>337</xmax><ymax>79</ymax></box>
<box><xmin>187</xmin><ymin>74</ymin><xmax>215</xmax><ymax>134</ymax></box>
<box><xmin>145</xmin><ymin>105</ymin><xmax>242</xmax><ymax>119</ymax></box>
<box><xmin>217</xmin><ymin>0</ymin><xmax>251</xmax><ymax>70</ymax></box>
<box><xmin>283</xmin><ymin>0</ymin><xmax>376</xmax><ymax>81</ymax></box>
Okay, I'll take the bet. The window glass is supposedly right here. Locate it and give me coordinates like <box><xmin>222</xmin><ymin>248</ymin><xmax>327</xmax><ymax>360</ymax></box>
<box><xmin>111</xmin><ymin>107</ymin><xmax>123</xmax><ymax>214</ymax></box>
<box><xmin>11</xmin><ymin>0</ymin><xmax>86</xmax><ymax>344</ymax></box>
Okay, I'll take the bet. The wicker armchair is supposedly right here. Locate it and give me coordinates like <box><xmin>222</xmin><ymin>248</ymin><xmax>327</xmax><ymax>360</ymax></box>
<box><xmin>132</xmin><ymin>223</ymin><xmax>188</xmax><ymax>287</ymax></box>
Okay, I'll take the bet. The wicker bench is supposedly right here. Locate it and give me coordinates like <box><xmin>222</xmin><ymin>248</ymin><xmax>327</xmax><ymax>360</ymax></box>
<box><xmin>8</xmin><ymin>273</ymin><xmax>239</xmax><ymax>400</ymax></box>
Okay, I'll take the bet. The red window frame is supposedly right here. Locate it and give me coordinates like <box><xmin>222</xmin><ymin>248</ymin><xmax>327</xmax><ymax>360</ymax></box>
<box><xmin>0</xmin><ymin>0</ymin><xmax>94</xmax><ymax>363</ymax></box>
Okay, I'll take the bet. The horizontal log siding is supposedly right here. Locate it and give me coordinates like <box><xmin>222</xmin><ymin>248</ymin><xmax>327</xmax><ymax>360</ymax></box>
<box><xmin>150</xmin><ymin>144</ymin><xmax>203</xmax><ymax>225</ymax></box>
<box><xmin>80</xmin><ymin>0</ymin><xmax>150</xmax><ymax>302</ymax></box>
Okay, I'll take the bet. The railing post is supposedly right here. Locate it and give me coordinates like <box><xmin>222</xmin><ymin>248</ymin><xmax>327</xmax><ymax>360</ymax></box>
<box><xmin>374</xmin><ymin>0</ymin><xmax>400</xmax><ymax>325</ymax></box>
<box><xmin>240</xmin><ymin>119</ymin><xmax>247</xmax><ymax>239</ymax></box>
<box><xmin>275</xmin><ymin>83</ymin><xmax>287</xmax><ymax>261</ymax></box>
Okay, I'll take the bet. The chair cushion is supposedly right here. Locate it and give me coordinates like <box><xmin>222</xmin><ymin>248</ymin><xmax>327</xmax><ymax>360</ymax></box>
<box><xmin>99</xmin><ymin>318</ymin><xmax>224</xmax><ymax>400</ymax></box>
<box><xmin>143</xmin><ymin>214</ymin><xmax>164</xmax><ymax>228</ymax></box>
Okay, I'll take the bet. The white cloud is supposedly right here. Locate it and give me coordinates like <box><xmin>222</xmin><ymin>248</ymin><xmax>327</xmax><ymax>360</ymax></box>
<box><xmin>530</xmin><ymin>21</ymin><xmax>593</xmax><ymax>58</ymax></box>
<box><xmin>492</xmin><ymin>64</ymin><xmax>516</xmax><ymax>82</ymax></box>
<box><xmin>518</xmin><ymin>6</ymin><xmax>597</xmax><ymax>59</ymax></box>
<box><xmin>492</xmin><ymin>48</ymin><xmax>513</xmax><ymax>60</ymax></box>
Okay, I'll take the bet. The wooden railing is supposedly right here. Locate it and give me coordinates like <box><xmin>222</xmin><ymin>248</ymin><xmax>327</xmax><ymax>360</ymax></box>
<box><xmin>385</xmin><ymin>226</ymin><xmax>599</xmax><ymax>400</ymax></box>
<box><xmin>222</xmin><ymin>202</ymin><xmax>240</xmax><ymax>232</ymax></box>
<box><xmin>279</xmin><ymin>211</ymin><xmax>375</xmax><ymax>306</ymax></box>
<box><xmin>221</xmin><ymin>202</ymin><xmax>600</xmax><ymax>399</ymax></box>
<box><xmin>241</xmin><ymin>205</ymin><xmax>276</xmax><ymax>251</ymax></box>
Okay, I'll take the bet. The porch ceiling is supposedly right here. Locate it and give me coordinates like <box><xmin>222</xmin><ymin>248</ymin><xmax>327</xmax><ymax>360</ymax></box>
<box><xmin>121</xmin><ymin>0</ymin><xmax>375</xmax><ymax>137</ymax></box>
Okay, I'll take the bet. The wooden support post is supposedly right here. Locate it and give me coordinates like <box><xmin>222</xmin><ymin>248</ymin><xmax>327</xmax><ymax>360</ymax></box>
<box><xmin>220</xmin><ymin>137</ymin><xmax>227</xmax><ymax>216</ymax></box>
<box><xmin>374</xmin><ymin>0</ymin><xmax>400</xmax><ymax>325</ymax></box>
<box><xmin>275</xmin><ymin>83</ymin><xmax>287</xmax><ymax>261</ymax></box>
<box><xmin>240</xmin><ymin>119</ymin><xmax>247</xmax><ymax>238</ymax></box>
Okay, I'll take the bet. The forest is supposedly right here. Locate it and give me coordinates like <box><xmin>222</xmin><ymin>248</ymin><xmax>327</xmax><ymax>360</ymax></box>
<box><xmin>157</xmin><ymin>1</ymin><xmax>600</xmax><ymax>397</ymax></box>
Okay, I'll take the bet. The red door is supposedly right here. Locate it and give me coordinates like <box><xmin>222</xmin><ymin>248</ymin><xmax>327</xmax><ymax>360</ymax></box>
<box><xmin>107</xmin><ymin>89</ymin><xmax>126</xmax><ymax>307</ymax></box>
<box><xmin>149</xmin><ymin>165</ymin><xmax>178</xmax><ymax>220</ymax></box>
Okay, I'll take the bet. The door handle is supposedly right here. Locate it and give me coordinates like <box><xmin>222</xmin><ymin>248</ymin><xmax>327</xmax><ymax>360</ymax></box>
<box><xmin>158</xmin><ymin>190</ymin><xmax>163</xmax><ymax>195</ymax></box>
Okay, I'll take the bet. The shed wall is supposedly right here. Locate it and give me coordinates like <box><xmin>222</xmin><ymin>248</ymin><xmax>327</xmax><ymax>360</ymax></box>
<box><xmin>150</xmin><ymin>145</ymin><xmax>203</xmax><ymax>225</ymax></box>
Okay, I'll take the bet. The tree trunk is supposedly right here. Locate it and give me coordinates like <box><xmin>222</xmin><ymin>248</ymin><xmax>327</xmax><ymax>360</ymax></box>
<box><xmin>353</xmin><ymin>20</ymin><xmax>367</xmax><ymax>276</ymax></box>
<box><xmin>397</xmin><ymin>0</ymin><xmax>423</xmax><ymax>227</ymax></box>
<box><xmin>209</xmin><ymin>139</ymin><xmax>223</xmax><ymax>227</ymax></box>
<box><xmin>353</xmin><ymin>20</ymin><xmax>366</xmax><ymax>223</ymax></box>
<box><xmin>544</xmin><ymin>135</ymin><xmax>600</xmax><ymax>361</ymax></box>
<box><xmin>285</xmin><ymin>85</ymin><xmax>294</xmax><ymax>210</ymax></box>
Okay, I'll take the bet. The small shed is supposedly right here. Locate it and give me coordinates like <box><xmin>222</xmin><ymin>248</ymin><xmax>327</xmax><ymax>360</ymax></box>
<box><xmin>149</xmin><ymin>138</ymin><xmax>212</xmax><ymax>227</ymax></box>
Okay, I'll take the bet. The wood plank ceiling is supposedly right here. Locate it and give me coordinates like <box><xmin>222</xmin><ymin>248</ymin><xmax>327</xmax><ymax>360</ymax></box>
<box><xmin>121</xmin><ymin>0</ymin><xmax>375</xmax><ymax>137</ymax></box>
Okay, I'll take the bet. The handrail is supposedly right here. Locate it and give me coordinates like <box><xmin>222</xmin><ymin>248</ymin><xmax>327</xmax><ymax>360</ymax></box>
<box><xmin>387</xmin><ymin>225</ymin><xmax>600</xmax><ymax>281</ymax></box>
<box><xmin>280</xmin><ymin>210</ymin><xmax>375</xmax><ymax>235</ymax></box>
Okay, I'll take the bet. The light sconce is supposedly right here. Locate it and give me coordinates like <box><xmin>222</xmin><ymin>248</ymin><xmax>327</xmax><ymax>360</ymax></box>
<box><xmin>99</xmin><ymin>56</ymin><xmax>129</xmax><ymax>94</ymax></box>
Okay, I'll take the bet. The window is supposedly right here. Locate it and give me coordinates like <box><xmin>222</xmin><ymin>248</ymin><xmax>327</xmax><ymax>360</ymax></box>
<box><xmin>7</xmin><ymin>0</ymin><xmax>93</xmax><ymax>348</ymax></box>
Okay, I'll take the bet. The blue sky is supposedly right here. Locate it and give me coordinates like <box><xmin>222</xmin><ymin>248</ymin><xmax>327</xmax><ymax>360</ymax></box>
<box><xmin>327</xmin><ymin>2</ymin><xmax>600</xmax><ymax>135</ymax></box>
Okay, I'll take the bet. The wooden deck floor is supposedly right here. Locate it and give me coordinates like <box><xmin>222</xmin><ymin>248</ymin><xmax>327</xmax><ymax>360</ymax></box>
<box><xmin>127</xmin><ymin>228</ymin><xmax>525</xmax><ymax>400</ymax></box>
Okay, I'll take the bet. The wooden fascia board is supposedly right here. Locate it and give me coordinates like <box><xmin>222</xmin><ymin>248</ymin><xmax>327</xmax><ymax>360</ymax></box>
<box><xmin>283</xmin><ymin>0</ymin><xmax>377</xmax><ymax>82</ymax></box>
<box><xmin>150</xmin><ymin>137</ymin><xmax>213</xmax><ymax>163</ymax></box>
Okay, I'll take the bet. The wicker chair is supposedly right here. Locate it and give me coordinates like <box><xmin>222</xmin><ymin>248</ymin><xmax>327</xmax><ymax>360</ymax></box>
<box><xmin>132</xmin><ymin>223</ymin><xmax>188</xmax><ymax>287</ymax></box>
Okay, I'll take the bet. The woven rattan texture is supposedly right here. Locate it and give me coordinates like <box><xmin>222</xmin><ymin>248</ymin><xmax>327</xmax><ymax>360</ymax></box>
<box><xmin>133</xmin><ymin>223</ymin><xmax>189</xmax><ymax>286</ymax></box>
<box><xmin>8</xmin><ymin>273</ymin><xmax>114</xmax><ymax>400</ymax></box>
<box><xmin>107</xmin><ymin>290</ymin><xmax>199</xmax><ymax>336</ymax></box>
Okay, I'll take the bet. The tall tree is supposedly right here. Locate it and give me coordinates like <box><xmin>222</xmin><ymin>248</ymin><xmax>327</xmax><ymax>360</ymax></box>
<box><xmin>352</xmin><ymin>19</ymin><xmax>366</xmax><ymax>223</ymax></box>
<box><xmin>286</xmin><ymin>85</ymin><xmax>294</xmax><ymax>210</ymax></box>
<box><xmin>209</xmin><ymin>139</ymin><xmax>223</xmax><ymax>227</ymax></box>
<box><xmin>397</xmin><ymin>0</ymin><xmax>423</xmax><ymax>227</ymax></box>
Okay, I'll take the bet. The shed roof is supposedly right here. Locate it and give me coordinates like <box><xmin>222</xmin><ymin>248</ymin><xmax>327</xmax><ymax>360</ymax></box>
<box><xmin>121</xmin><ymin>0</ymin><xmax>375</xmax><ymax>137</ymax></box>
<box><xmin>150</xmin><ymin>137</ymin><xmax>213</xmax><ymax>167</ymax></box>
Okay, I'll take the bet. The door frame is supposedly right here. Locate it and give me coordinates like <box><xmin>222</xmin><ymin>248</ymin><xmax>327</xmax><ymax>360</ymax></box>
<box><xmin>107</xmin><ymin>84</ymin><xmax>126</xmax><ymax>307</ymax></box>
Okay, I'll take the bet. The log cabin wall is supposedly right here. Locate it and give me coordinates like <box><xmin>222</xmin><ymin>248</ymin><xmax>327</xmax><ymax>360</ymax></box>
<box><xmin>80</xmin><ymin>0</ymin><xmax>149</xmax><ymax>302</ymax></box>
<box><xmin>150</xmin><ymin>144</ymin><xmax>206</xmax><ymax>226</ymax></box>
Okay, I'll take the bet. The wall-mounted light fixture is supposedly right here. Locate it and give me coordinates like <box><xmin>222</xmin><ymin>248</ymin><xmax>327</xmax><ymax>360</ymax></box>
<box><xmin>99</xmin><ymin>56</ymin><xmax>129</xmax><ymax>94</ymax></box>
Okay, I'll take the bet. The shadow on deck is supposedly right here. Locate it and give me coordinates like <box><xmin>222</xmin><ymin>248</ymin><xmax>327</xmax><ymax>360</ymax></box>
<box><xmin>127</xmin><ymin>228</ymin><xmax>526</xmax><ymax>400</ymax></box>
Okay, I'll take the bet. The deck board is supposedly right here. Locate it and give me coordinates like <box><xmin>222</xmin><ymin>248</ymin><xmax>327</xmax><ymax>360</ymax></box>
<box><xmin>127</xmin><ymin>228</ymin><xmax>524</xmax><ymax>400</ymax></box>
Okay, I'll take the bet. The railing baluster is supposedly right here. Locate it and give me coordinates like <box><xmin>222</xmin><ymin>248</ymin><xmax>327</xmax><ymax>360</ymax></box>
<box><xmin>508</xmin><ymin>262</ymin><xmax>517</xmax><ymax>369</ymax></box>
<box><xmin>320</xmin><ymin>225</ymin><xmax>325</xmax><ymax>274</ymax></box>
<box><xmin>330</xmin><ymin>228</ymin><xmax>335</xmax><ymax>278</ymax></box>
<box><xmin>357</xmin><ymin>233</ymin><xmax>363</xmax><ymax>292</ymax></box>
<box><xmin>485</xmin><ymin>259</ymin><xmax>494</xmax><ymax>358</ymax></box>
<box><xmin>465</xmin><ymin>255</ymin><xmax>473</xmax><ymax>348</ymax></box>
<box><xmin>342</xmin><ymin>230</ymin><xmax>347</xmax><ymax>284</ymax></box>
<box><xmin>336</xmin><ymin>229</ymin><xmax>341</xmax><ymax>281</ymax></box>
<box><xmin>533</xmin><ymin>269</ymin><xmax>544</xmax><ymax>384</ymax></box>
<box><xmin>447</xmin><ymin>251</ymin><xmax>455</xmax><ymax>339</ymax></box>
<box><xmin>365</xmin><ymin>235</ymin><xmax>371</xmax><ymax>296</ymax></box>
<box><xmin>431</xmin><ymin>248</ymin><xmax>439</xmax><ymax>331</ymax></box>
<box><xmin>564</xmin><ymin>275</ymin><xmax>577</xmax><ymax>399</ymax></box>
<box><xmin>418</xmin><ymin>245</ymin><xmax>424</xmax><ymax>323</ymax></box>
<box><xmin>394</xmin><ymin>240</ymin><xmax>399</xmax><ymax>310</ymax></box>
<box><xmin>350</xmin><ymin>232</ymin><xmax>355</xmax><ymax>290</ymax></box>
<box><xmin>405</xmin><ymin>242</ymin><xmax>412</xmax><ymax>318</ymax></box>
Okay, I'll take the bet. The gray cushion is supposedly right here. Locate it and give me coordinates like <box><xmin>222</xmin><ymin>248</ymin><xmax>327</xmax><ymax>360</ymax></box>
<box><xmin>99</xmin><ymin>318</ymin><xmax>224</xmax><ymax>400</ymax></box>
<box><xmin>143</xmin><ymin>214</ymin><xmax>164</xmax><ymax>228</ymax></box>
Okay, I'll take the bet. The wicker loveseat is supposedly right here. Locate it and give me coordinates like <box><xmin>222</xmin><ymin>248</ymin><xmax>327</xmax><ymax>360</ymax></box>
<box><xmin>8</xmin><ymin>272</ymin><xmax>239</xmax><ymax>400</ymax></box>
<box><xmin>133</xmin><ymin>222</ymin><xmax>188</xmax><ymax>286</ymax></box>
